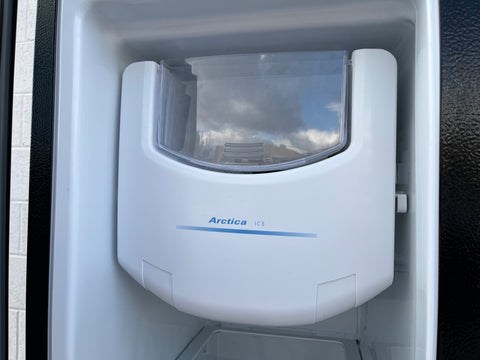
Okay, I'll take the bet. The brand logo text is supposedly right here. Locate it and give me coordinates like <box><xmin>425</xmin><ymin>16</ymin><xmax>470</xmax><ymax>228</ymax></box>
<box><xmin>209</xmin><ymin>217</ymin><xmax>247</xmax><ymax>225</ymax></box>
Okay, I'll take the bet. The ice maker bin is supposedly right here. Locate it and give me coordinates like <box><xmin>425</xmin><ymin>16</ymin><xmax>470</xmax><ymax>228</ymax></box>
<box><xmin>118</xmin><ymin>49</ymin><xmax>397</xmax><ymax>326</ymax></box>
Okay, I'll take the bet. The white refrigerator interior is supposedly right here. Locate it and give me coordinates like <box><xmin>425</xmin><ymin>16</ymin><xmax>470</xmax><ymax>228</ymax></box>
<box><xmin>50</xmin><ymin>0</ymin><xmax>439</xmax><ymax>359</ymax></box>
<box><xmin>118</xmin><ymin>49</ymin><xmax>397</xmax><ymax>326</ymax></box>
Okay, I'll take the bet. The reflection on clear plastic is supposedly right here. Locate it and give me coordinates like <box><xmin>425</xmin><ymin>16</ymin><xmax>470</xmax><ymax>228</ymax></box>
<box><xmin>157</xmin><ymin>51</ymin><xmax>348</xmax><ymax>172</ymax></box>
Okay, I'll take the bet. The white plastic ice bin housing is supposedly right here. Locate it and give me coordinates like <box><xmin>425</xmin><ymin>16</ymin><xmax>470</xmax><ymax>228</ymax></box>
<box><xmin>117</xmin><ymin>49</ymin><xmax>397</xmax><ymax>326</ymax></box>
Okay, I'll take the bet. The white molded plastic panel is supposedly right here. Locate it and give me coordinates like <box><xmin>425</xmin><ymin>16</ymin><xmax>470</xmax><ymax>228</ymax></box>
<box><xmin>117</xmin><ymin>49</ymin><xmax>397</xmax><ymax>326</ymax></box>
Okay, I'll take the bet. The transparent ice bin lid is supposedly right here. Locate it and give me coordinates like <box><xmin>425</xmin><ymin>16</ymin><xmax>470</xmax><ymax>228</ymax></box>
<box><xmin>157</xmin><ymin>51</ymin><xmax>349</xmax><ymax>173</ymax></box>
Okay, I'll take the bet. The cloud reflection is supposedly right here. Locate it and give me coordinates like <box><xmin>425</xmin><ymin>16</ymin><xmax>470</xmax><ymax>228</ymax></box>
<box><xmin>193</xmin><ymin>78</ymin><xmax>343</xmax><ymax>162</ymax></box>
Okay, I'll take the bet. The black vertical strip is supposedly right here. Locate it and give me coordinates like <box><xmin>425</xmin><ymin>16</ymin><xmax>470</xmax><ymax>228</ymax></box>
<box><xmin>26</xmin><ymin>0</ymin><xmax>57</xmax><ymax>359</ymax></box>
<box><xmin>439</xmin><ymin>0</ymin><xmax>480</xmax><ymax>359</ymax></box>
<box><xmin>0</xmin><ymin>0</ymin><xmax>17</xmax><ymax>358</ymax></box>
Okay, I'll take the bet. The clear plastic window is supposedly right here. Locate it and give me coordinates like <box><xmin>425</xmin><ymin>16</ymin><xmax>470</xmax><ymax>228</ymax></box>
<box><xmin>157</xmin><ymin>51</ymin><xmax>348</xmax><ymax>173</ymax></box>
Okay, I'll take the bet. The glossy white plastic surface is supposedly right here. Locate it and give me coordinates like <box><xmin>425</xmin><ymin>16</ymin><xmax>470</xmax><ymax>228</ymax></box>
<box><xmin>117</xmin><ymin>49</ymin><xmax>397</xmax><ymax>326</ymax></box>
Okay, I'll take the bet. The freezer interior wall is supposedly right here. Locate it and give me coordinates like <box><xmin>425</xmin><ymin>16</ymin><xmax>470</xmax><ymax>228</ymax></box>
<box><xmin>50</xmin><ymin>0</ymin><xmax>437</xmax><ymax>359</ymax></box>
